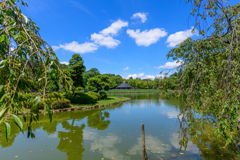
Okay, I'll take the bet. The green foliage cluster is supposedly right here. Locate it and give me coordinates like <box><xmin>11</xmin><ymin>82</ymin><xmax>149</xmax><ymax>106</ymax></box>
<box><xmin>68</xmin><ymin>54</ymin><xmax>86</xmax><ymax>90</ymax></box>
<box><xmin>85</xmin><ymin>92</ymin><xmax>101</xmax><ymax>101</ymax></box>
<box><xmin>165</xmin><ymin>0</ymin><xmax>240</xmax><ymax>146</ymax></box>
<box><xmin>83</xmin><ymin>68</ymin><xmax>100</xmax><ymax>86</ymax></box>
<box><xmin>99</xmin><ymin>91</ymin><xmax>107</xmax><ymax>100</ymax></box>
<box><xmin>36</xmin><ymin>98</ymin><xmax>71</xmax><ymax>110</ymax></box>
<box><xmin>66</xmin><ymin>93</ymin><xmax>96</xmax><ymax>104</ymax></box>
<box><xmin>87</xmin><ymin>75</ymin><xmax>109</xmax><ymax>92</ymax></box>
<box><xmin>65</xmin><ymin>91</ymin><xmax>107</xmax><ymax>105</ymax></box>
<box><xmin>105</xmin><ymin>74</ymin><xmax>124</xmax><ymax>89</ymax></box>
<box><xmin>159</xmin><ymin>69</ymin><xmax>183</xmax><ymax>90</ymax></box>
<box><xmin>126</xmin><ymin>77</ymin><xmax>162</xmax><ymax>89</ymax></box>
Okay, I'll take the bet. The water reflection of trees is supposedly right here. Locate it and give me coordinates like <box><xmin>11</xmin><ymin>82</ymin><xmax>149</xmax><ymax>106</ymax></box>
<box><xmin>112</xmin><ymin>93</ymin><xmax>182</xmax><ymax>109</ymax></box>
<box><xmin>87</xmin><ymin>111</ymin><xmax>110</xmax><ymax>130</ymax></box>
<box><xmin>0</xmin><ymin>123</ymin><xmax>21</xmax><ymax>148</ymax></box>
<box><xmin>109</xmin><ymin>93</ymin><xmax>159</xmax><ymax>100</ymax></box>
<box><xmin>0</xmin><ymin>109</ymin><xmax>111</xmax><ymax>160</ymax></box>
<box><xmin>57</xmin><ymin>121</ymin><xmax>85</xmax><ymax>160</ymax></box>
<box><xmin>56</xmin><ymin>109</ymin><xmax>111</xmax><ymax>160</ymax></box>
<box><xmin>177</xmin><ymin>111</ymin><xmax>238</xmax><ymax>159</ymax></box>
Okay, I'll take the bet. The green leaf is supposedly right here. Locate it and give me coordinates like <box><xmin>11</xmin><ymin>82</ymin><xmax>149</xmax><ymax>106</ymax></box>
<box><xmin>0</xmin><ymin>107</ymin><xmax>9</xmax><ymax>122</ymax></box>
<box><xmin>0</xmin><ymin>35</ymin><xmax>5</xmax><ymax>42</ymax></box>
<box><xmin>12</xmin><ymin>34</ymin><xmax>19</xmax><ymax>39</ymax></box>
<box><xmin>20</xmin><ymin>31</ymin><xmax>27</xmax><ymax>40</ymax></box>
<box><xmin>46</xmin><ymin>104</ymin><xmax>52</xmax><ymax>123</ymax></box>
<box><xmin>22</xmin><ymin>112</ymin><xmax>26</xmax><ymax>122</ymax></box>
<box><xmin>0</xmin><ymin>60</ymin><xmax>5</xmax><ymax>68</ymax></box>
<box><xmin>33</xmin><ymin>96</ymin><xmax>41</xmax><ymax>104</ymax></box>
<box><xmin>7</xmin><ymin>0</ymin><xmax>14</xmax><ymax>6</ymax></box>
<box><xmin>38</xmin><ymin>78</ymin><xmax>43</xmax><ymax>82</ymax></box>
<box><xmin>5</xmin><ymin>35</ymin><xmax>9</xmax><ymax>45</ymax></box>
<box><xmin>5</xmin><ymin>122</ymin><xmax>11</xmax><ymax>141</ymax></box>
<box><xmin>9</xmin><ymin>68</ymin><xmax>14</xmax><ymax>76</ymax></box>
<box><xmin>9</xmin><ymin>21</ymin><xmax>16</xmax><ymax>25</ymax></box>
<box><xmin>21</xmin><ymin>13</ymin><xmax>28</xmax><ymax>24</ymax></box>
<box><xmin>11</xmin><ymin>114</ymin><xmax>23</xmax><ymax>131</ymax></box>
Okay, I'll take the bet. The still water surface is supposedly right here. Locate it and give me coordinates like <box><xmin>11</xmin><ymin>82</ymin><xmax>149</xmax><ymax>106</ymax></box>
<box><xmin>0</xmin><ymin>93</ymin><xmax>238</xmax><ymax>160</ymax></box>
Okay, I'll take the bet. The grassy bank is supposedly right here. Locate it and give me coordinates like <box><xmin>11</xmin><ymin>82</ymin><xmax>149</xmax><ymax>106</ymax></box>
<box><xmin>106</xmin><ymin>89</ymin><xmax>159</xmax><ymax>93</ymax></box>
<box><xmin>71</xmin><ymin>96</ymin><xmax>130</xmax><ymax>108</ymax></box>
<box><xmin>20</xmin><ymin>96</ymin><xmax>131</xmax><ymax>115</ymax></box>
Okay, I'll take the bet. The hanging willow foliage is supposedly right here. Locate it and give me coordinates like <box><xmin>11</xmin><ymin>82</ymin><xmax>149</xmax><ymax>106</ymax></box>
<box><xmin>167</xmin><ymin>0</ymin><xmax>240</xmax><ymax>146</ymax></box>
<box><xmin>0</xmin><ymin>0</ymin><xmax>72</xmax><ymax>140</ymax></box>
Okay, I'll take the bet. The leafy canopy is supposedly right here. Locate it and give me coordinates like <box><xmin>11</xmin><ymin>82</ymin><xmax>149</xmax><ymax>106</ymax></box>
<box><xmin>68</xmin><ymin>54</ymin><xmax>86</xmax><ymax>89</ymax></box>
<box><xmin>87</xmin><ymin>75</ymin><xmax>109</xmax><ymax>92</ymax></box>
<box><xmin>167</xmin><ymin>0</ymin><xmax>240</xmax><ymax>145</ymax></box>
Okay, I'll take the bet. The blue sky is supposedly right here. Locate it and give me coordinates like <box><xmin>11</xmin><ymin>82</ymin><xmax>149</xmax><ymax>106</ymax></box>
<box><xmin>20</xmin><ymin>0</ymin><xmax>238</xmax><ymax>79</ymax></box>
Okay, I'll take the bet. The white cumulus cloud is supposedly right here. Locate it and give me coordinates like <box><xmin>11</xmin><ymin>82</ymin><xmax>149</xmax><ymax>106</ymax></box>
<box><xmin>123</xmin><ymin>67</ymin><xmax>129</xmax><ymax>70</ymax></box>
<box><xmin>53</xmin><ymin>41</ymin><xmax>98</xmax><ymax>54</ymax></box>
<box><xmin>100</xmin><ymin>19</ymin><xmax>128</xmax><ymax>36</ymax></box>
<box><xmin>52</xmin><ymin>46</ymin><xmax>60</xmax><ymax>51</ymax></box>
<box><xmin>91</xmin><ymin>33</ymin><xmax>120</xmax><ymax>48</ymax></box>
<box><xmin>156</xmin><ymin>74</ymin><xmax>165</xmax><ymax>79</ymax></box>
<box><xmin>127</xmin><ymin>28</ymin><xmax>167</xmax><ymax>46</ymax></box>
<box><xmin>166</xmin><ymin>27</ymin><xmax>198</xmax><ymax>47</ymax></box>
<box><xmin>154</xmin><ymin>60</ymin><xmax>184</xmax><ymax>69</ymax></box>
<box><xmin>124</xmin><ymin>73</ymin><xmax>159</xmax><ymax>80</ymax></box>
<box><xmin>145</xmin><ymin>75</ymin><xmax>155</xmax><ymax>80</ymax></box>
<box><xmin>60</xmin><ymin>61</ymin><xmax>69</xmax><ymax>65</ymax></box>
<box><xmin>126</xmin><ymin>73</ymin><xmax>144</xmax><ymax>79</ymax></box>
<box><xmin>132</xmin><ymin>12</ymin><xmax>148</xmax><ymax>23</ymax></box>
<box><xmin>52</xmin><ymin>19</ymin><xmax>128</xmax><ymax>54</ymax></box>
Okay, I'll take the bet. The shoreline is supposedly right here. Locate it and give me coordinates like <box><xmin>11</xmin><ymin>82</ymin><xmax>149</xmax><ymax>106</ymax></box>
<box><xmin>106</xmin><ymin>91</ymin><xmax>159</xmax><ymax>93</ymax></box>
<box><xmin>17</xmin><ymin>97</ymin><xmax>131</xmax><ymax>115</ymax></box>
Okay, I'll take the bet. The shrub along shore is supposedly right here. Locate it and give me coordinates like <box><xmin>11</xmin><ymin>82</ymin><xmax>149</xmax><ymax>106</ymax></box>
<box><xmin>18</xmin><ymin>92</ymin><xmax>131</xmax><ymax>115</ymax></box>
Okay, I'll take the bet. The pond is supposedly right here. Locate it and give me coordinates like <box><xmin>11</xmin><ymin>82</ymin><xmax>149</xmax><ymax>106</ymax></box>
<box><xmin>0</xmin><ymin>93</ymin><xmax>238</xmax><ymax>160</ymax></box>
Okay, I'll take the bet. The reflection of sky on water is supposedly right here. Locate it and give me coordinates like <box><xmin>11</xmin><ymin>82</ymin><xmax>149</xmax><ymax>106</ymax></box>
<box><xmin>48</xmin><ymin>133</ymin><xmax>58</xmax><ymax>138</ymax></box>
<box><xmin>159</xmin><ymin>110</ymin><xmax>180</xmax><ymax>119</ymax></box>
<box><xmin>124</xmin><ymin>109</ymin><xmax>130</xmax><ymax>114</ymax></box>
<box><xmin>170</xmin><ymin>133</ymin><xmax>200</xmax><ymax>154</ymax></box>
<box><xmin>128</xmin><ymin>135</ymin><xmax>171</xmax><ymax>155</ymax></box>
<box><xmin>83</xmin><ymin>130</ymin><xmax>131</xmax><ymax>160</ymax></box>
<box><xmin>83</xmin><ymin>129</ymin><xmax>173</xmax><ymax>160</ymax></box>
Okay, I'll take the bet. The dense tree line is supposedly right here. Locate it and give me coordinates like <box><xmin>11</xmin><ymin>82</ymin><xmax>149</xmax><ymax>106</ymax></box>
<box><xmin>54</xmin><ymin>54</ymin><xmax>184</xmax><ymax>92</ymax></box>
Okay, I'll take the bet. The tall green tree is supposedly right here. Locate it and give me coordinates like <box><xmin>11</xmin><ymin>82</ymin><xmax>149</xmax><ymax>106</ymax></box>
<box><xmin>153</xmin><ymin>77</ymin><xmax>161</xmax><ymax>89</ymax></box>
<box><xmin>87</xmin><ymin>75</ymin><xmax>109</xmax><ymax>92</ymax></box>
<box><xmin>68</xmin><ymin>54</ymin><xmax>86</xmax><ymax>91</ymax></box>
<box><xmin>108</xmin><ymin>75</ymin><xmax>124</xmax><ymax>89</ymax></box>
<box><xmin>160</xmin><ymin>75</ymin><xmax>178</xmax><ymax>90</ymax></box>
<box><xmin>59</xmin><ymin>63</ymin><xmax>69</xmax><ymax>70</ymax></box>
<box><xmin>83</xmin><ymin>68</ymin><xmax>100</xmax><ymax>86</ymax></box>
<box><xmin>126</xmin><ymin>78</ymin><xmax>136</xmax><ymax>88</ymax></box>
<box><xmin>167</xmin><ymin>0</ymin><xmax>240</xmax><ymax>145</ymax></box>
